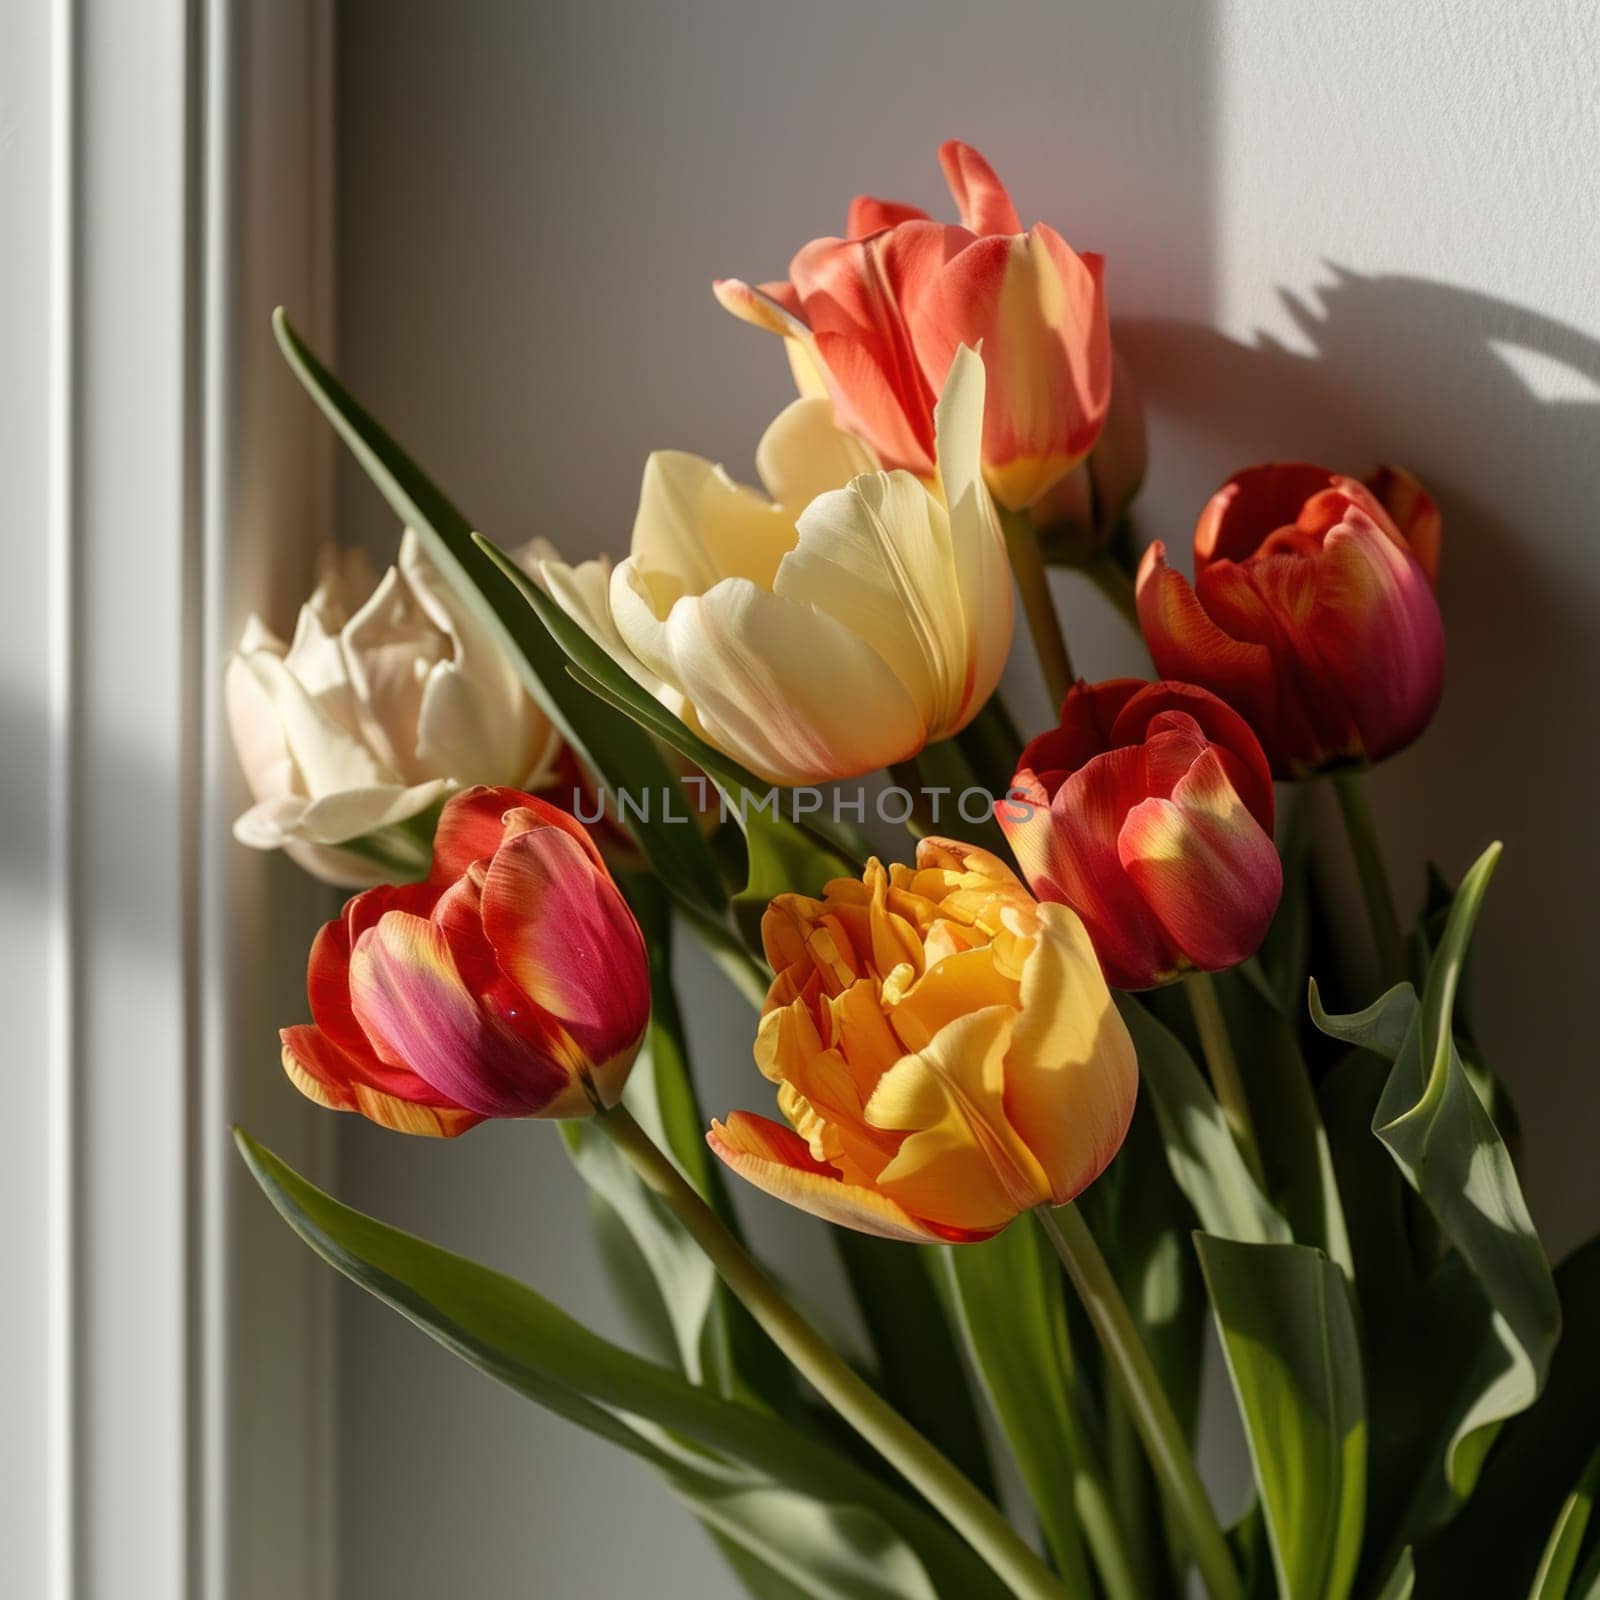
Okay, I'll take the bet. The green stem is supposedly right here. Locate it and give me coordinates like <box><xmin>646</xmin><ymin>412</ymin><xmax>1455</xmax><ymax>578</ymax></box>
<box><xmin>1002</xmin><ymin>507</ymin><xmax>1075</xmax><ymax>706</ymax></box>
<box><xmin>1035</xmin><ymin>1203</ymin><xmax>1242</xmax><ymax>1600</ymax></box>
<box><xmin>1330</xmin><ymin>769</ymin><xmax>1408</xmax><ymax>987</ymax></box>
<box><xmin>1084</xmin><ymin>552</ymin><xmax>1144</xmax><ymax>642</ymax></box>
<box><xmin>676</xmin><ymin>900</ymin><xmax>771</xmax><ymax>1009</ymax></box>
<box><xmin>1183</xmin><ymin>971</ymin><xmax>1266</xmax><ymax>1188</ymax></box>
<box><xmin>915</xmin><ymin>738</ymin><xmax>1010</xmax><ymax>857</ymax></box>
<box><xmin>598</xmin><ymin>1105</ymin><xmax>1070</xmax><ymax>1600</ymax></box>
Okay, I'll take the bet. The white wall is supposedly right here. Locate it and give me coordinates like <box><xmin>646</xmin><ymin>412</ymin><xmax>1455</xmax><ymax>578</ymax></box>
<box><xmin>327</xmin><ymin>2</ymin><xmax>1600</xmax><ymax>1595</ymax></box>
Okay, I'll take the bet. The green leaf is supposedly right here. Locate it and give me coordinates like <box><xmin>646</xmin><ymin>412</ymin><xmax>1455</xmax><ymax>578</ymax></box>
<box><xmin>1116</xmin><ymin>995</ymin><xmax>1289</xmax><ymax>1247</ymax></box>
<box><xmin>936</xmin><ymin>1223</ymin><xmax>1134</xmax><ymax>1598</ymax></box>
<box><xmin>1195</xmin><ymin>1235</ymin><xmax>1366</xmax><ymax>1600</ymax></box>
<box><xmin>1526</xmin><ymin>1445</ymin><xmax>1600</xmax><ymax>1600</ymax></box>
<box><xmin>1373</xmin><ymin>1550</ymin><xmax>1414</xmax><ymax>1600</ymax></box>
<box><xmin>731</xmin><ymin>798</ymin><xmax>860</xmax><ymax>951</ymax></box>
<box><xmin>235</xmin><ymin>1130</ymin><xmax>1010</xmax><ymax>1600</ymax></box>
<box><xmin>1417</xmin><ymin>1235</ymin><xmax>1600</xmax><ymax>1597</ymax></box>
<box><xmin>269</xmin><ymin>308</ymin><xmax>726</xmax><ymax>914</ymax></box>
<box><xmin>1311</xmin><ymin>843</ymin><xmax>1561</xmax><ymax>1531</ymax></box>
<box><xmin>831</xmin><ymin>1233</ymin><xmax>997</xmax><ymax>1501</ymax></box>
<box><xmin>1213</xmin><ymin>968</ymin><xmax>1354</xmax><ymax>1278</ymax></box>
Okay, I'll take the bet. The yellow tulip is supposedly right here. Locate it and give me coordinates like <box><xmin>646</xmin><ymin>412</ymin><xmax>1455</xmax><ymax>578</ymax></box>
<box><xmin>708</xmin><ymin>840</ymin><xmax>1138</xmax><ymax>1241</ymax></box>
<box><xmin>541</xmin><ymin>347</ymin><xmax>1013</xmax><ymax>786</ymax></box>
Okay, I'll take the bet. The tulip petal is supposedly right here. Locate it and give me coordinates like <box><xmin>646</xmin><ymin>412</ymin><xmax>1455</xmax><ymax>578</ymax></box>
<box><xmin>711</xmin><ymin>277</ymin><xmax>833</xmax><ymax>401</ymax></box>
<box><xmin>1136</xmin><ymin>543</ymin><xmax>1276</xmax><ymax>730</ymax></box>
<box><xmin>1009</xmin><ymin>743</ymin><xmax>1182</xmax><ymax>990</ymax></box>
<box><xmin>631</xmin><ymin>450</ymin><xmax>799</xmax><ymax>595</ymax></box>
<box><xmin>428</xmin><ymin>786</ymin><xmax>604</xmax><ymax>885</ymax></box>
<box><xmin>1004</xmin><ymin>903</ymin><xmax>1139</xmax><ymax>1204</ymax></box>
<box><xmin>866</xmin><ymin>1004</ymin><xmax>1052</xmax><ymax>1231</ymax></box>
<box><xmin>937</xmin><ymin>141</ymin><xmax>1022</xmax><ymax>236</ymax></box>
<box><xmin>1118</xmin><ymin>746</ymin><xmax>1284</xmax><ymax>973</ymax></box>
<box><xmin>538</xmin><ymin>554</ymin><xmax>681</xmax><ymax>709</ymax></box>
<box><xmin>707</xmin><ymin>1112</ymin><xmax>975</xmax><ymax>1243</ymax></box>
<box><xmin>754</xmin><ymin>396</ymin><xmax>878</xmax><ymax>513</ymax></box>
<box><xmin>280</xmin><ymin>1024</ymin><xmax>479</xmax><ymax>1138</ymax></box>
<box><xmin>1366</xmin><ymin>464</ymin><xmax>1441</xmax><ymax>584</ymax></box>
<box><xmin>932</xmin><ymin>346</ymin><xmax>1014</xmax><ymax>717</ymax></box>
<box><xmin>237</xmin><ymin>643</ymin><xmax>398</xmax><ymax>796</ymax></box>
<box><xmin>479</xmin><ymin>827</ymin><xmax>649</xmax><ymax>1094</ymax></box>
<box><xmin>788</xmin><ymin>231</ymin><xmax>942</xmax><ymax>476</ymax></box>
<box><xmin>611</xmin><ymin>570</ymin><xmax>926</xmax><ymax>785</ymax></box>
<box><xmin>1015</xmin><ymin>678</ymin><xmax>1146</xmax><ymax>786</ymax></box>
<box><xmin>846</xmin><ymin>195</ymin><xmax>933</xmax><ymax>236</ymax></box>
<box><xmin>1194</xmin><ymin>463</ymin><xmax>1337</xmax><ymax>569</ymax></box>
<box><xmin>779</xmin><ymin>470</ymin><xmax>964</xmax><ymax>732</ymax></box>
<box><xmin>305</xmin><ymin>916</ymin><xmax>448</xmax><ymax>1105</ymax></box>
<box><xmin>1109</xmin><ymin>682</ymin><xmax>1276</xmax><ymax>835</ymax></box>
<box><xmin>349</xmin><ymin>910</ymin><xmax>576</xmax><ymax>1118</ymax></box>
<box><xmin>908</xmin><ymin>228</ymin><xmax>1111</xmax><ymax>509</ymax></box>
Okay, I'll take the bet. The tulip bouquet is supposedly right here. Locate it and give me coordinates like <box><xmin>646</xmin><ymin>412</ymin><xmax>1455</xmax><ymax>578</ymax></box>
<box><xmin>231</xmin><ymin>143</ymin><xmax>1598</xmax><ymax>1600</ymax></box>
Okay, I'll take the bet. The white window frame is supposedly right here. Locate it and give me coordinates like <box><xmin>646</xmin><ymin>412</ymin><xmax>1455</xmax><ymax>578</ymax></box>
<box><xmin>3</xmin><ymin>2</ymin><xmax>339</xmax><ymax>1594</ymax></box>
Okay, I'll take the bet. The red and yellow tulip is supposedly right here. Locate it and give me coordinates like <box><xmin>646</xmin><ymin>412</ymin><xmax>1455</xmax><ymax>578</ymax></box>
<box><xmin>1137</xmin><ymin>463</ymin><xmax>1445</xmax><ymax>778</ymax></box>
<box><xmin>708</xmin><ymin>841</ymin><xmax>1137</xmax><ymax>1241</ymax></box>
<box><xmin>280</xmin><ymin>786</ymin><xmax>650</xmax><ymax>1135</ymax></box>
<box><xmin>715</xmin><ymin>140</ymin><xmax>1112</xmax><ymax>512</ymax></box>
<box><xmin>999</xmin><ymin>679</ymin><xmax>1281</xmax><ymax>991</ymax></box>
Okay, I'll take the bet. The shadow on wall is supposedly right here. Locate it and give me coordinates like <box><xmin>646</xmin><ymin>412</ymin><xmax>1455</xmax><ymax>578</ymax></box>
<box><xmin>1121</xmin><ymin>269</ymin><xmax>1600</xmax><ymax>1254</ymax></box>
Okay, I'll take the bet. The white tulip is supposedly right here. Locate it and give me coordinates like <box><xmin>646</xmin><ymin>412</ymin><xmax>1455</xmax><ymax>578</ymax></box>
<box><xmin>542</xmin><ymin>346</ymin><xmax>1013</xmax><ymax>787</ymax></box>
<box><xmin>226</xmin><ymin>529</ymin><xmax>562</xmax><ymax>886</ymax></box>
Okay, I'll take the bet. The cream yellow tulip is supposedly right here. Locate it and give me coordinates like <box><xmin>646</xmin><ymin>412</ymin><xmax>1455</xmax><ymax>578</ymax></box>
<box><xmin>543</xmin><ymin>347</ymin><xmax>1013</xmax><ymax>786</ymax></box>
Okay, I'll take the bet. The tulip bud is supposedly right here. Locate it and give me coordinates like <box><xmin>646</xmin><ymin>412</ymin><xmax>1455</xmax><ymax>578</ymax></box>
<box><xmin>226</xmin><ymin>530</ymin><xmax>562</xmax><ymax>887</ymax></box>
<box><xmin>1136</xmin><ymin>462</ymin><xmax>1446</xmax><ymax>778</ymax></box>
<box><xmin>279</xmin><ymin>786</ymin><xmax>650</xmax><ymax>1136</ymax></box>
<box><xmin>716</xmin><ymin>139</ymin><xmax>1113</xmax><ymax>513</ymax></box>
<box><xmin>541</xmin><ymin>347</ymin><xmax>1013</xmax><ymax>787</ymax></box>
<box><xmin>707</xmin><ymin>841</ymin><xmax>1138</xmax><ymax>1241</ymax></box>
<box><xmin>1000</xmin><ymin>679</ymin><xmax>1282</xmax><ymax>991</ymax></box>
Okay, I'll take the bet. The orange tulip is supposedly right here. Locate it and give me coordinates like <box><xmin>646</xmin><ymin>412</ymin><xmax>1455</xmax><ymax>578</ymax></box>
<box><xmin>715</xmin><ymin>140</ymin><xmax>1112</xmax><ymax>512</ymax></box>
<box><xmin>708</xmin><ymin>841</ymin><xmax>1137</xmax><ymax>1241</ymax></box>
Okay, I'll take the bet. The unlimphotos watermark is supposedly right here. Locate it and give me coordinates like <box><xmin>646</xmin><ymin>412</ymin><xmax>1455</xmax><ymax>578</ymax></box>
<box><xmin>568</xmin><ymin>778</ymin><xmax>1038</xmax><ymax>828</ymax></box>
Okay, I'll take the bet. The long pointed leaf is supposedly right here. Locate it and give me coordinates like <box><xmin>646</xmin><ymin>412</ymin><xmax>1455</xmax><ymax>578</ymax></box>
<box><xmin>832</xmin><ymin>1233</ymin><xmax>997</xmax><ymax>1502</ymax></box>
<box><xmin>1196</xmin><ymin>1235</ymin><xmax>1366</xmax><ymax>1600</ymax></box>
<box><xmin>235</xmin><ymin>1130</ymin><xmax>1010</xmax><ymax>1600</ymax></box>
<box><xmin>1527</xmin><ymin>1445</ymin><xmax>1600</xmax><ymax>1600</ymax></box>
<box><xmin>1117</xmin><ymin>995</ymin><xmax>1289</xmax><ymax>1247</ymax></box>
<box><xmin>1312</xmin><ymin>844</ymin><xmax>1560</xmax><ymax>1535</ymax></box>
<box><xmin>270</xmin><ymin>308</ymin><xmax>726</xmax><ymax>912</ymax></box>
<box><xmin>936</xmin><ymin>1224</ymin><xmax>1128</xmax><ymax>1597</ymax></box>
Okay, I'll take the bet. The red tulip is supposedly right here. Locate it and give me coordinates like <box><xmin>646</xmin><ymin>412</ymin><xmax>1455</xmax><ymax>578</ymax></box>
<box><xmin>714</xmin><ymin>140</ymin><xmax>1111</xmax><ymax>511</ymax></box>
<box><xmin>279</xmin><ymin>786</ymin><xmax>650</xmax><ymax>1135</ymax></box>
<box><xmin>999</xmin><ymin>680</ymin><xmax>1282</xmax><ymax>990</ymax></box>
<box><xmin>1137</xmin><ymin>463</ymin><xmax>1445</xmax><ymax>778</ymax></box>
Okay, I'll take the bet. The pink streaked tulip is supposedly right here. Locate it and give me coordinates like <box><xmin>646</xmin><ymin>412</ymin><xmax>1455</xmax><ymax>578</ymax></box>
<box><xmin>279</xmin><ymin>786</ymin><xmax>649</xmax><ymax>1136</ymax></box>
<box><xmin>715</xmin><ymin>140</ymin><xmax>1112</xmax><ymax>512</ymax></box>
<box><xmin>708</xmin><ymin>841</ymin><xmax>1137</xmax><ymax>1242</ymax></box>
<box><xmin>999</xmin><ymin>680</ymin><xmax>1282</xmax><ymax>991</ymax></box>
<box><xmin>1137</xmin><ymin>463</ymin><xmax>1445</xmax><ymax>778</ymax></box>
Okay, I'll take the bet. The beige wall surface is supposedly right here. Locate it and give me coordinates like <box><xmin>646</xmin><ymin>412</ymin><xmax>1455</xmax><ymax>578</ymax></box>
<box><xmin>329</xmin><ymin>2</ymin><xmax>1600</xmax><ymax>1594</ymax></box>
